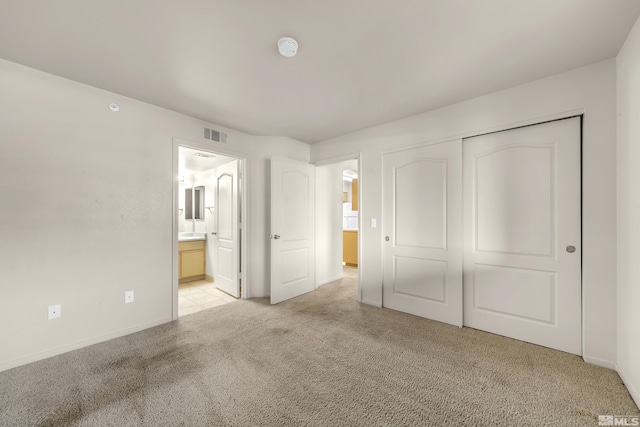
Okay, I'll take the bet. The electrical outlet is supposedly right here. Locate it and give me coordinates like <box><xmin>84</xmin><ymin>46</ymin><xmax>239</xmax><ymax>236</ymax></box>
<box><xmin>125</xmin><ymin>291</ymin><xmax>134</xmax><ymax>304</ymax></box>
<box><xmin>48</xmin><ymin>304</ymin><xmax>61</xmax><ymax>320</ymax></box>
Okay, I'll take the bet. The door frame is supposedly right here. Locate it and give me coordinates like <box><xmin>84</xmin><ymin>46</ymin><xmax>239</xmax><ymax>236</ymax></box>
<box><xmin>172</xmin><ymin>138</ymin><xmax>249</xmax><ymax>320</ymax></box>
<box><xmin>314</xmin><ymin>152</ymin><xmax>363</xmax><ymax>303</ymax></box>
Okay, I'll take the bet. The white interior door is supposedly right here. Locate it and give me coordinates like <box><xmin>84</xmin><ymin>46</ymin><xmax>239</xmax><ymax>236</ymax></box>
<box><xmin>271</xmin><ymin>156</ymin><xmax>316</xmax><ymax>304</ymax></box>
<box><xmin>382</xmin><ymin>140</ymin><xmax>463</xmax><ymax>327</ymax></box>
<box><xmin>214</xmin><ymin>160</ymin><xmax>239</xmax><ymax>298</ymax></box>
<box><xmin>463</xmin><ymin>117</ymin><xmax>581</xmax><ymax>355</ymax></box>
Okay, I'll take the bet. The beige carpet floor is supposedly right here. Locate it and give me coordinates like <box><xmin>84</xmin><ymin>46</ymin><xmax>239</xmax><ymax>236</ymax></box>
<box><xmin>1</xmin><ymin>271</ymin><xmax>638</xmax><ymax>426</ymax></box>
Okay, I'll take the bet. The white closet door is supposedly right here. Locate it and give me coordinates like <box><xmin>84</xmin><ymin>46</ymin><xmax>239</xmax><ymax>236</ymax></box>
<box><xmin>463</xmin><ymin>117</ymin><xmax>581</xmax><ymax>355</ymax></box>
<box><xmin>382</xmin><ymin>140</ymin><xmax>463</xmax><ymax>327</ymax></box>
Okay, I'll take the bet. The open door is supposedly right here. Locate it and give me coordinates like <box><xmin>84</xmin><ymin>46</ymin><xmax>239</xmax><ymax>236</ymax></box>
<box><xmin>270</xmin><ymin>156</ymin><xmax>316</xmax><ymax>304</ymax></box>
<box><xmin>213</xmin><ymin>159</ymin><xmax>240</xmax><ymax>298</ymax></box>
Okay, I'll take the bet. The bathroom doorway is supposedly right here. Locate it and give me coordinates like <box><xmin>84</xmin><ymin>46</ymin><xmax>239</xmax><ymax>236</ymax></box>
<box><xmin>172</xmin><ymin>140</ymin><xmax>247</xmax><ymax>319</ymax></box>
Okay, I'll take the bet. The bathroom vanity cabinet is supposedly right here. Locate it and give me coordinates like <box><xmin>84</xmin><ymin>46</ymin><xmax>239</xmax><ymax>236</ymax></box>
<box><xmin>178</xmin><ymin>240</ymin><xmax>206</xmax><ymax>281</ymax></box>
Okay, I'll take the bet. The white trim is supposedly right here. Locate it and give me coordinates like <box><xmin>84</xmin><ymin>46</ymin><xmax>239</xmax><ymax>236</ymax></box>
<box><xmin>361</xmin><ymin>299</ymin><xmax>383</xmax><ymax>308</ymax></box>
<box><xmin>0</xmin><ymin>317</ymin><xmax>171</xmax><ymax>373</ymax></box>
<box><xmin>172</xmin><ymin>141</ymin><xmax>180</xmax><ymax>320</ymax></box>
<box><xmin>313</xmin><ymin>164</ymin><xmax>318</xmax><ymax>290</ymax></box>
<box><xmin>317</xmin><ymin>275</ymin><xmax>344</xmax><ymax>287</ymax></box>
<box><xmin>357</xmin><ymin>153</ymin><xmax>363</xmax><ymax>303</ymax></box>
<box><xmin>617</xmin><ymin>363</ymin><xmax>640</xmax><ymax>410</ymax></box>
<box><xmin>583</xmin><ymin>355</ymin><xmax>617</xmax><ymax>370</ymax></box>
<box><xmin>172</xmin><ymin>138</ymin><xmax>251</xmax><ymax>322</ymax></box>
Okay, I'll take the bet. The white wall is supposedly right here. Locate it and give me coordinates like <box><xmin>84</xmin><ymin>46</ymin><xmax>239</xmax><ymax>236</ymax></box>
<box><xmin>0</xmin><ymin>58</ymin><xmax>309</xmax><ymax>371</ymax></box>
<box><xmin>616</xmin><ymin>15</ymin><xmax>640</xmax><ymax>407</ymax></box>
<box><xmin>311</xmin><ymin>60</ymin><xmax>618</xmax><ymax>367</ymax></box>
<box><xmin>343</xmin><ymin>179</ymin><xmax>353</xmax><ymax>203</ymax></box>
<box><xmin>316</xmin><ymin>159</ymin><xmax>357</xmax><ymax>285</ymax></box>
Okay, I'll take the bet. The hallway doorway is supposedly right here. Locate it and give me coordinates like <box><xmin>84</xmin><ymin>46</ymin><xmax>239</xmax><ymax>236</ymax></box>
<box><xmin>315</xmin><ymin>155</ymin><xmax>361</xmax><ymax>300</ymax></box>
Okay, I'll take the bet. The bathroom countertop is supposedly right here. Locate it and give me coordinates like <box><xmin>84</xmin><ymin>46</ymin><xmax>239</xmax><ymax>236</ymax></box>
<box><xmin>178</xmin><ymin>232</ymin><xmax>207</xmax><ymax>242</ymax></box>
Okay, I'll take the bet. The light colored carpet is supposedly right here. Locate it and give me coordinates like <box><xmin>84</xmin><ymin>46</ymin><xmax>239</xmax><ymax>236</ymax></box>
<box><xmin>1</xmin><ymin>271</ymin><xmax>638</xmax><ymax>426</ymax></box>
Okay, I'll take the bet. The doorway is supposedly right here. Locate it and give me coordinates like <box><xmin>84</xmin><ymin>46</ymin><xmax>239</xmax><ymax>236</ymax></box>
<box><xmin>314</xmin><ymin>156</ymin><xmax>361</xmax><ymax>298</ymax></box>
<box><xmin>269</xmin><ymin>154</ymin><xmax>363</xmax><ymax>305</ymax></box>
<box><xmin>341</xmin><ymin>166</ymin><xmax>359</xmax><ymax>281</ymax></box>
<box><xmin>172</xmin><ymin>141</ymin><xmax>247</xmax><ymax>319</ymax></box>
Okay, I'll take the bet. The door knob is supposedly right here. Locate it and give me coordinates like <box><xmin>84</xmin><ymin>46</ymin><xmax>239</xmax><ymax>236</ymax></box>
<box><xmin>385</xmin><ymin>236</ymin><xmax>390</xmax><ymax>241</ymax></box>
<box><xmin>566</xmin><ymin>245</ymin><xmax>576</xmax><ymax>253</ymax></box>
<box><xmin>211</xmin><ymin>232</ymin><xmax>217</xmax><ymax>235</ymax></box>
<box><xmin>274</xmin><ymin>235</ymin><xmax>281</xmax><ymax>239</ymax></box>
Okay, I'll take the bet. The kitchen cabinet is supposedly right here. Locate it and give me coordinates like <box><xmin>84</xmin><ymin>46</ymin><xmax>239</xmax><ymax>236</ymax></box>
<box><xmin>343</xmin><ymin>230</ymin><xmax>358</xmax><ymax>266</ymax></box>
<box><xmin>352</xmin><ymin>179</ymin><xmax>358</xmax><ymax>210</ymax></box>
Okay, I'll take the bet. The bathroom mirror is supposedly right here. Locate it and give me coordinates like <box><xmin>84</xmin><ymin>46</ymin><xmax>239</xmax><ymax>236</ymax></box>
<box><xmin>185</xmin><ymin>185</ymin><xmax>205</xmax><ymax>220</ymax></box>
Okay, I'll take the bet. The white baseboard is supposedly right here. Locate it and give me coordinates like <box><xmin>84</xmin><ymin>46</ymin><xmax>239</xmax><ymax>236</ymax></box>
<box><xmin>361</xmin><ymin>298</ymin><xmax>382</xmax><ymax>308</ymax></box>
<box><xmin>583</xmin><ymin>355</ymin><xmax>617</xmax><ymax>370</ymax></box>
<box><xmin>317</xmin><ymin>275</ymin><xmax>343</xmax><ymax>287</ymax></box>
<box><xmin>617</xmin><ymin>363</ymin><xmax>640</xmax><ymax>410</ymax></box>
<box><xmin>0</xmin><ymin>317</ymin><xmax>172</xmax><ymax>373</ymax></box>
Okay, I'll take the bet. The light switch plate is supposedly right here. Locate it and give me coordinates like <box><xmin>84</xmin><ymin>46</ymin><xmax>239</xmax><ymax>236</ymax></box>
<box><xmin>371</xmin><ymin>218</ymin><xmax>377</xmax><ymax>228</ymax></box>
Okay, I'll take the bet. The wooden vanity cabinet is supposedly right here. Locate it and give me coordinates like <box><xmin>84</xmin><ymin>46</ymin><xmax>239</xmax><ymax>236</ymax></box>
<box><xmin>178</xmin><ymin>240</ymin><xmax>206</xmax><ymax>281</ymax></box>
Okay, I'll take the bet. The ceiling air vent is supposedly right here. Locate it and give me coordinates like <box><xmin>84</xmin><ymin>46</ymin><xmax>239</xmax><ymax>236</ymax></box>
<box><xmin>203</xmin><ymin>127</ymin><xmax>228</xmax><ymax>143</ymax></box>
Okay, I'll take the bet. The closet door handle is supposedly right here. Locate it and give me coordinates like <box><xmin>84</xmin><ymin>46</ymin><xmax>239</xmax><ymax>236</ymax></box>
<box><xmin>273</xmin><ymin>235</ymin><xmax>281</xmax><ymax>240</ymax></box>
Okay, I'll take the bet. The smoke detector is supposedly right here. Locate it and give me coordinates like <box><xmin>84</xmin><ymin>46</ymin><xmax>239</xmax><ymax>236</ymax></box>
<box><xmin>278</xmin><ymin>37</ymin><xmax>298</xmax><ymax>58</ymax></box>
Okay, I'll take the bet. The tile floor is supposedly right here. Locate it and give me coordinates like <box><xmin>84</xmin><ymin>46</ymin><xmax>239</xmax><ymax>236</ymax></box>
<box><xmin>342</xmin><ymin>265</ymin><xmax>358</xmax><ymax>279</ymax></box>
<box><xmin>178</xmin><ymin>280</ymin><xmax>238</xmax><ymax>317</ymax></box>
<box><xmin>179</xmin><ymin>266</ymin><xmax>357</xmax><ymax>317</ymax></box>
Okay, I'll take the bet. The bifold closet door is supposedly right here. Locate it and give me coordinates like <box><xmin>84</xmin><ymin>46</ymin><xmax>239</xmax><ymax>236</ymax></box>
<box><xmin>382</xmin><ymin>139</ymin><xmax>463</xmax><ymax>327</ymax></box>
<box><xmin>462</xmin><ymin>117</ymin><xmax>582</xmax><ymax>355</ymax></box>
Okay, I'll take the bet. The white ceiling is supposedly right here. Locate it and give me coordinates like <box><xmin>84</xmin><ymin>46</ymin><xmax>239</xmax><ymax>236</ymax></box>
<box><xmin>179</xmin><ymin>146</ymin><xmax>236</xmax><ymax>174</ymax></box>
<box><xmin>1</xmin><ymin>1</ymin><xmax>639</xmax><ymax>144</ymax></box>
